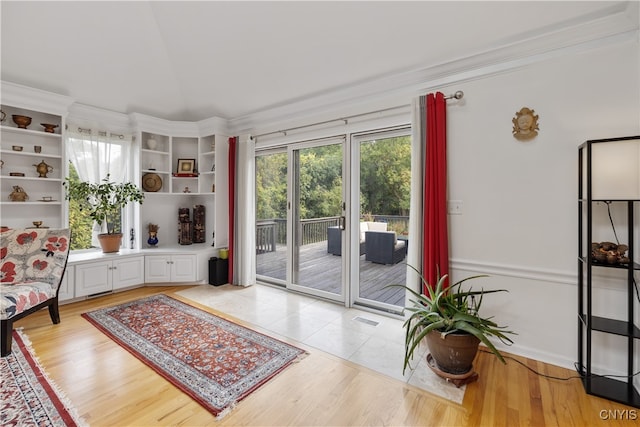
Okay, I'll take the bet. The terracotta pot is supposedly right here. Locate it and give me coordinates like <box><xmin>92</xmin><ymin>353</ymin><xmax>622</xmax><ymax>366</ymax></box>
<box><xmin>426</xmin><ymin>330</ymin><xmax>480</xmax><ymax>375</ymax></box>
<box><xmin>98</xmin><ymin>233</ymin><xmax>123</xmax><ymax>253</ymax></box>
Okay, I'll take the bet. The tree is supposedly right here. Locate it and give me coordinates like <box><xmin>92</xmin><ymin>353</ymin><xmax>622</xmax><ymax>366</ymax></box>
<box><xmin>255</xmin><ymin>135</ymin><xmax>411</xmax><ymax>223</ymax></box>
<box><xmin>360</xmin><ymin>136</ymin><xmax>411</xmax><ymax>216</ymax></box>
<box><xmin>66</xmin><ymin>163</ymin><xmax>93</xmax><ymax>250</ymax></box>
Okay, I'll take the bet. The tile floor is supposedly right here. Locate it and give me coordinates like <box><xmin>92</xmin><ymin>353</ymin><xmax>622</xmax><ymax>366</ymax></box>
<box><xmin>177</xmin><ymin>283</ymin><xmax>466</xmax><ymax>404</ymax></box>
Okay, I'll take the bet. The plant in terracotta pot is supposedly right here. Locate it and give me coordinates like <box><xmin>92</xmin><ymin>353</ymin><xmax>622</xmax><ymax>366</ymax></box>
<box><xmin>397</xmin><ymin>265</ymin><xmax>515</xmax><ymax>379</ymax></box>
<box><xmin>63</xmin><ymin>174</ymin><xmax>144</xmax><ymax>253</ymax></box>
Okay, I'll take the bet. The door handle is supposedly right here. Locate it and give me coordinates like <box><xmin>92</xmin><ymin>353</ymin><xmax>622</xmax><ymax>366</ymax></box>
<box><xmin>339</xmin><ymin>216</ymin><xmax>346</xmax><ymax>230</ymax></box>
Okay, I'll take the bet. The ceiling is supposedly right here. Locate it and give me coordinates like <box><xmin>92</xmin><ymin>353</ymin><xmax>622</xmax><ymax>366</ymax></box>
<box><xmin>1</xmin><ymin>1</ymin><xmax>636</xmax><ymax>124</ymax></box>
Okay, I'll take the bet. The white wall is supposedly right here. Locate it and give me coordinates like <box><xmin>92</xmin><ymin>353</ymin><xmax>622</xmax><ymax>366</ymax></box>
<box><xmin>253</xmin><ymin>38</ymin><xmax>640</xmax><ymax>372</ymax></box>
<box><xmin>444</xmin><ymin>39</ymin><xmax>639</xmax><ymax>369</ymax></box>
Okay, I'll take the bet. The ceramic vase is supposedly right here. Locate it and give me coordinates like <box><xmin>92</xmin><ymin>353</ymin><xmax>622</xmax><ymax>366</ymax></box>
<box><xmin>147</xmin><ymin>231</ymin><xmax>158</xmax><ymax>247</ymax></box>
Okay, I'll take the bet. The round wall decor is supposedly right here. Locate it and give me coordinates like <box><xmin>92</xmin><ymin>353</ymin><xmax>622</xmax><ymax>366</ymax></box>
<box><xmin>142</xmin><ymin>173</ymin><xmax>162</xmax><ymax>192</ymax></box>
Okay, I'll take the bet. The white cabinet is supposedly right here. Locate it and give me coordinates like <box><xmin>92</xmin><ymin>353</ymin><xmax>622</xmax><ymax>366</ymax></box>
<box><xmin>75</xmin><ymin>256</ymin><xmax>144</xmax><ymax>297</ymax></box>
<box><xmin>1</xmin><ymin>104</ymin><xmax>66</xmax><ymax>229</ymax></box>
<box><xmin>58</xmin><ymin>265</ymin><xmax>74</xmax><ymax>301</ymax></box>
<box><xmin>144</xmin><ymin>254</ymin><xmax>196</xmax><ymax>283</ymax></box>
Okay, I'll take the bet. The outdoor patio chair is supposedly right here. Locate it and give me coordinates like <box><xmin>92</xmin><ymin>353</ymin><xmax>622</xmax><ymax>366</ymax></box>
<box><xmin>327</xmin><ymin>226</ymin><xmax>365</xmax><ymax>256</ymax></box>
<box><xmin>365</xmin><ymin>230</ymin><xmax>407</xmax><ymax>265</ymax></box>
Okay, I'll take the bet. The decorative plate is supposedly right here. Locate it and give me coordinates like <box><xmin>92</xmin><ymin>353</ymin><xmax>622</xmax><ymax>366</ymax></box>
<box><xmin>142</xmin><ymin>173</ymin><xmax>162</xmax><ymax>192</ymax></box>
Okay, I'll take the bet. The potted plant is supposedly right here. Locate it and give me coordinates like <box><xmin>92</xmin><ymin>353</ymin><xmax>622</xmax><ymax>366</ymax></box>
<box><xmin>397</xmin><ymin>265</ymin><xmax>515</xmax><ymax>377</ymax></box>
<box><xmin>63</xmin><ymin>174</ymin><xmax>144</xmax><ymax>253</ymax></box>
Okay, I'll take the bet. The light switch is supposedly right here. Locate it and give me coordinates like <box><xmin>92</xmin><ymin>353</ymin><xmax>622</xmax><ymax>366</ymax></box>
<box><xmin>448</xmin><ymin>200</ymin><xmax>463</xmax><ymax>215</ymax></box>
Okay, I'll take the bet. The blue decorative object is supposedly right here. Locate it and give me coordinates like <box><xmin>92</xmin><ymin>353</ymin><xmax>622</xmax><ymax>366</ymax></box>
<box><xmin>147</xmin><ymin>223</ymin><xmax>159</xmax><ymax>247</ymax></box>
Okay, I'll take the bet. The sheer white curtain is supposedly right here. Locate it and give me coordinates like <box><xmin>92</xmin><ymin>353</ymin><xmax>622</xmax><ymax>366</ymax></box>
<box><xmin>233</xmin><ymin>135</ymin><xmax>256</xmax><ymax>286</ymax></box>
<box><xmin>65</xmin><ymin>126</ymin><xmax>133</xmax><ymax>246</ymax></box>
<box><xmin>406</xmin><ymin>96</ymin><xmax>426</xmax><ymax>305</ymax></box>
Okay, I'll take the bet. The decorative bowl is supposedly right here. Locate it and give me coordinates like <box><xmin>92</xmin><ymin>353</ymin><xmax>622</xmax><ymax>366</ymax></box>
<box><xmin>40</xmin><ymin>123</ymin><xmax>58</xmax><ymax>133</ymax></box>
<box><xmin>12</xmin><ymin>115</ymin><xmax>32</xmax><ymax>129</ymax></box>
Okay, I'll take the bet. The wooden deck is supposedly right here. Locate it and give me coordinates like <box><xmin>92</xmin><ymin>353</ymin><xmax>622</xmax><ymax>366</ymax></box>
<box><xmin>256</xmin><ymin>240</ymin><xmax>406</xmax><ymax>306</ymax></box>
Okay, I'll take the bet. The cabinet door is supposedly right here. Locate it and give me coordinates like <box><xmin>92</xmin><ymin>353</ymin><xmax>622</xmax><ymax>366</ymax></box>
<box><xmin>145</xmin><ymin>255</ymin><xmax>172</xmax><ymax>283</ymax></box>
<box><xmin>112</xmin><ymin>256</ymin><xmax>144</xmax><ymax>290</ymax></box>
<box><xmin>171</xmin><ymin>254</ymin><xmax>197</xmax><ymax>282</ymax></box>
<box><xmin>75</xmin><ymin>261</ymin><xmax>112</xmax><ymax>297</ymax></box>
<box><xmin>58</xmin><ymin>265</ymin><xmax>74</xmax><ymax>301</ymax></box>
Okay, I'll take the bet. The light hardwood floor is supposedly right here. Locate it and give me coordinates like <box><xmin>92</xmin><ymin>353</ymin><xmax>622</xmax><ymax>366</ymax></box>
<box><xmin>12</xmin><ymin>286</ymin><xmax>638</xmax><ymax>426</ymax></box>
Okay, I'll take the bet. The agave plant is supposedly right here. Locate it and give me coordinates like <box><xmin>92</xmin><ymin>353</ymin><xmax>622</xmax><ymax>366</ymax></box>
<box><xmin>399</xmin><ymin>265</ymin><xmax>515</xmax><ymax>374</ymax></box>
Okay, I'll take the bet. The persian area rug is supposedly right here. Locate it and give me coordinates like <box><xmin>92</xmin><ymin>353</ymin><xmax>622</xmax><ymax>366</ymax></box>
<box><xmin>1</xmin><ymin>330</ymin><xmax>86</xmax><ymax>427</ymax></box>
<box><xmin>82</xmin><ymin>294</ymin><xmax>307</xmax><ymax>418</ymax></box>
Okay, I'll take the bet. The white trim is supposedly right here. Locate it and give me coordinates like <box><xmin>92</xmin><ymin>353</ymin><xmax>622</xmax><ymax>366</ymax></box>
<box><xmin>451</xmin><ymin>258</ymin><xmax>637</xmax><ymax>294</ymax></box>
<box><xmin>451</xmin><ymin>258</ymin><xmax>576</xmax><ymax>285</ymax></box>
<box><xmin>130</xmin><ymin>112</ymin><xmax>199</xmax><ymax>136</ymax></box>
<box><xmin>68</xmin><ymin>103</ymin><xmax>132</xmax><ymax>134</ymax></box>
<box><xmin>1</xmin><ymin>81</ymin><xmax>74</xmax><ymax>116</ymax></box>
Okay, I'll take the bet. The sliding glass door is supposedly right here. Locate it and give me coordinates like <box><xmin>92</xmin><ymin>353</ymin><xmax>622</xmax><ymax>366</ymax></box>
<box><xmin>288</xmin><ymin>138</ymin><xmax>345</xmax><ymax>301</ymax></box>
<box><xmin>255</xmin><ymin>137</ymin><xmax>346</xmax><ymax>302</ymax></box>
<box><xmin>350</xmin><ymin>129</ymin><xmax>411</xmax><ymax>313</ymax></box>
<box><xmin>255</xmin><ymin>149</ymin><xmax>288</xmax><ymax>285</ymax></box>
<box><xmin>255</xmin><ymin>129</ymin><xmax>410</xmax><ymax>312</ymax></box>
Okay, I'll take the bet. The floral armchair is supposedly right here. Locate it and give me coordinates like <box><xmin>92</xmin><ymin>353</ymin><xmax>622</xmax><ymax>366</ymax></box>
<box><xmin>1</xmin><ymin>228</ymin><xmax>70</xmax><ymax>356</ymax></box>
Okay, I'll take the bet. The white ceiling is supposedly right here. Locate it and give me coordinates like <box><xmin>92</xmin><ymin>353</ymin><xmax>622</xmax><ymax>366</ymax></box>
<box><xmin>1</xmin><ymin>1</ymin><xmax>636</xmax><ymax>123</ymax></box>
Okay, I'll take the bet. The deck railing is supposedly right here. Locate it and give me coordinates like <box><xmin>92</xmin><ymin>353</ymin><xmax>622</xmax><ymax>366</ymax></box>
<box><xmin>256</xmin><ymin>220</ymin><xmax>277</xmax><ymax>254</ymax></box>
<box><xmin>256</xmin><ymin>215</ymin><xmax>409</xmax><ymax>252</ymax></box>
<box><xmin>298</xmin><ymin>216</ymin><xmax>340</xmax><ymax>245</ymax></box>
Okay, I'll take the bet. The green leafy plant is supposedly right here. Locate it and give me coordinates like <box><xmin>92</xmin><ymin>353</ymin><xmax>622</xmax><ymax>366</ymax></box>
<box><xmin>396</xmin><ymin>265</ymin><xmax>515</xmax><ymax>374</ymax></box>
<box><xmin>63</xmin><ymin>174</ymin><xmax>144</xmax><ymax>235</ymax></box>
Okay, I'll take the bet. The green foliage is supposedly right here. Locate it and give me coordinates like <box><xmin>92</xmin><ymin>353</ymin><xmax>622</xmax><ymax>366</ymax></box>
<box><xmin>63</xmin><ymin>173</ymin><xmax>144</xmax><ymax>235</ymax></box>
<box><xmin>298</xmin><ymin>145</ymin><xmax>342</xmax><ymax>219</ymax></box>
<box><xmin>393</xmin><ymin>265</ymin><xmax>516</xmax><ymax>374</ymax></box>
<box><xmin>66</xmin><ymin>164</ymin><xmax>93</xmax><ymax>250</ymax></box>
<box><xmin>256</xmin><ymin>152</ymin><xmax>287</xmax><ymax>220</ymax></box>
<box><xmin>255</xmin><ymin>136</ymin><xmax>411</xmax><ymax>222</ymax></box>
<box><xmin>360</xmin><ymin>136</ymin><xmax>411</xmax><ymax>216</ymax></box>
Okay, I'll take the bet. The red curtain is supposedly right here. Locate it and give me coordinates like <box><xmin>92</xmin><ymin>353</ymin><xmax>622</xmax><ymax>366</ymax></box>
<box><xmin>422</xmin><ymin>92</ymin><xmax>449</xmax><ymax>292</ymax></box>
<box><xmin>228</xmin><ymin>136</ymin><xmax>237</xmax><ymax>284</ymax></box>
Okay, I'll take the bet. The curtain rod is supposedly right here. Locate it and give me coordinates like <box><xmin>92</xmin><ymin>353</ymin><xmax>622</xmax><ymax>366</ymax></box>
<box><xmin>252</xmin><ymin>90</ymin><xmax>463</xmax><ymax>139</ymax></box>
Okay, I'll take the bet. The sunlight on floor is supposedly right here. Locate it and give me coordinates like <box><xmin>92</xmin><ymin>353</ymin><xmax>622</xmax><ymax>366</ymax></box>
<box><xmin>177</xmin><ymin>284</ymin><xmax>466</xmax><ymax>404</ymax></box>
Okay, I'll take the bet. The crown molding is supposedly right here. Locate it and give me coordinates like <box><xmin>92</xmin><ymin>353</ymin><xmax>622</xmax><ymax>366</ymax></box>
<box><xmin>67</xmin><ymin>103</ymin><xmax>132</xmax><ymax>133</ymax></box>
<box><xmin>1</xmin><ymin>80</ymin><xmax>74</xmax><ymax>116</ymax></box>
<box><xmin>197</xmin><ymin>116</ymin><xmax>229</xmax><ymax>137</ymax></box>
<box><xmin>228</xmin><ymin>1</ymin><xmax>639</xmax><ymax>135</ymax></box>
<box><xmin>129</xmin><ymin>112</ymin><xmax>199</xmax><ymax>136</ymax></box>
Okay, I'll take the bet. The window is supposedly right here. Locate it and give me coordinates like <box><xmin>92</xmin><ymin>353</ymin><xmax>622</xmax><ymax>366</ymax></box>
<box><xmin>65</xmin><ymin>127</ymin><xmax>134</xmax><ymax>250</ymax></box>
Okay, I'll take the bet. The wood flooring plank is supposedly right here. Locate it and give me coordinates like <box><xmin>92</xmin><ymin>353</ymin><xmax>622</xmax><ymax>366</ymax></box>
<box><xmin>10</xmin><ymin>285</ymin><xmax>640</xmax><ymax>426</ymax></box>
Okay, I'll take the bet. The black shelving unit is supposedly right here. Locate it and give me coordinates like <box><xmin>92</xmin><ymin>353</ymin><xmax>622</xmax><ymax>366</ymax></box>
<box><xmin>578</xmin><ymin>136</ymin><xmax>640</xmax><ymax>408</ymax></box>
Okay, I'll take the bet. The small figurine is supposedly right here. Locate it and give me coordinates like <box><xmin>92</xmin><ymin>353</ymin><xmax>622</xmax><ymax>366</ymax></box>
<box><xmin>9</xmin><ymin>185</ymin><xmax>29</xmax><ymax>202</ymax></box>
<box><xmin>147</xmin><ymin>223</ymin><xmax>159</xmax><ymax>247</ymax></box>
<box><xmin>33</xmin><ymin>160</ymin><xmax>54</xmax><ymax>178</ymax></box>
